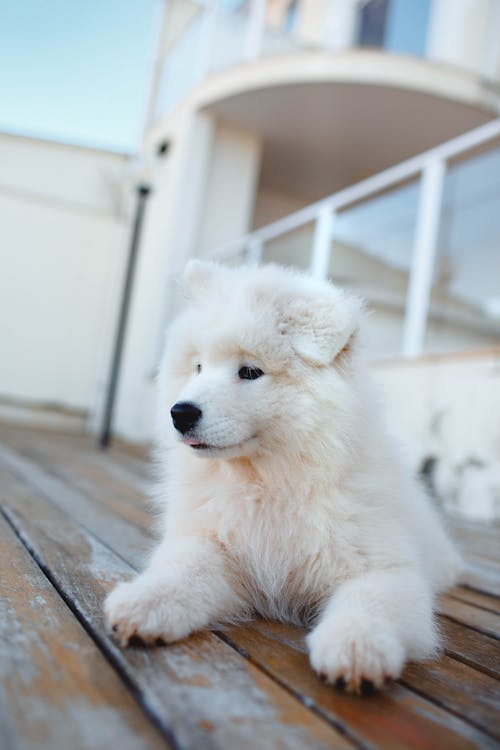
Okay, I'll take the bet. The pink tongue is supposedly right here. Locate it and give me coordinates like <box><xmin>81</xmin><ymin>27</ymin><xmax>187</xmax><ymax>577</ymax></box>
<box><xmin>184</xmin><ymin>437</ymin><xmax>202</xmax><ymax>446</ymax></box>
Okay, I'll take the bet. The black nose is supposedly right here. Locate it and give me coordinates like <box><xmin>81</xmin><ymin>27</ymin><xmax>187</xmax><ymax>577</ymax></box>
<box><xmin>170</xmin><ymin>402</ymin><xmax>202</xmax><ymax>434</ymax></box>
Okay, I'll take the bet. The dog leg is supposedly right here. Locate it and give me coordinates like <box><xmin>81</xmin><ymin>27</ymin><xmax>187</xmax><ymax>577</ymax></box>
<box><xmin>104</xmin><ymin>538</ymin><xmax>244</xmax><ymax>647</ymax></box>
<box><xmin>307</xmin><ymin>567</ymin><xmax>437</xmax><ymax>693</ymax></box>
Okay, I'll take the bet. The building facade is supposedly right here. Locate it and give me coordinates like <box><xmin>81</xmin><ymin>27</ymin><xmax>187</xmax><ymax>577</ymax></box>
<box><xmin>1</xmin><ymin>1</ymin><xmax>499</xmax><ymax>517</ymax></box>
<box><xmin>112</xmin><ymin>0</ymin><xmax>500</xmax><ymax>442</ymax></box>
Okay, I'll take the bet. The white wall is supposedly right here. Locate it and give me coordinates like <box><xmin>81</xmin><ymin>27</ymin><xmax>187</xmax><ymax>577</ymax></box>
<box><xmin>0</xmin><ymin>133</ymin><xmax>130</xmax><ymax>425</ymax></box>
<box><xmin>374</xmin><ymin>350</ymin><xmax>500</xmax><ymax>521</ymax></box>
<box><xmin>427</xmin><ymin>0</ymin><xmax>494</xmax><ymax>77</ymax></box>
<box><xmin>0</xmin><ymin>134</ymin><xmax>127</xmax><ymax>214</ymax></box>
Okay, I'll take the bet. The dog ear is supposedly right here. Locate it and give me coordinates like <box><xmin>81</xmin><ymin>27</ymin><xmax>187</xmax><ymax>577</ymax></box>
<box><xmin>280</xmin><ymin>291</ymin><xmax>362</xmax><ymax>366</ymax></box>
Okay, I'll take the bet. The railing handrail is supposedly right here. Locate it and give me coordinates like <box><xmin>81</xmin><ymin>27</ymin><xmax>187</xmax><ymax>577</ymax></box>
<box><xmin>213</xmin><ymin>118</ymin><xmax>500</xmax><ymax>258</ymax></box>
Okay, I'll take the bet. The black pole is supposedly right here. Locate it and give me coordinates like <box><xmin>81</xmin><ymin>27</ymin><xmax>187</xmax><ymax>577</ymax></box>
<box><xmin>99</xmin><ymin>183</ymin><xmax>151</xmax><ymax>448</ymax></box>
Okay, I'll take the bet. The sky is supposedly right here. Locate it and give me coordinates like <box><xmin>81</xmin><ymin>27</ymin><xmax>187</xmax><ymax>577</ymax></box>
<box><xmin>0</xmin><ymin>0</ymin><xmax>162</xmax><ymax>152</ymax></box>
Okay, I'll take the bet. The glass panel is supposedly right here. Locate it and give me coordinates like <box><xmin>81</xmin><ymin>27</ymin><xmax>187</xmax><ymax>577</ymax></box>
<box><xmin>330</xmin><ymin>181</ymin><xmax>420</xmax><ymax>358</ymax></box>
<box><xmin>261</xmin><ymin>222</ymin><xmax>315</xmax><ymax>270</ymax></box>
<box><xmin>424</xmin><ymin>143</ymin><xmax>500</xmax><ymax>354</ymax></box>
<box><xmin>357</xmin><ymin>0</ymin><xmax>389</xmax><ymax>48</ymax></box>
<box><xmin>384</xmin><ymin>0</ymin><xmax>431</xmax><ymax>57</ymax></box>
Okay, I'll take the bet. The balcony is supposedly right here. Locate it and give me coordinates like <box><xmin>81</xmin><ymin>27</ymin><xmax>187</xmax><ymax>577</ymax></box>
<box><xmin>153</xmin><ymin>0</ymin><xmax>500</xmax><ymax>124</ymax></box>
<box><xmin>200</xmin><ymin>119</ymin><xmax>500</xmax><ymax>360</ymax></box>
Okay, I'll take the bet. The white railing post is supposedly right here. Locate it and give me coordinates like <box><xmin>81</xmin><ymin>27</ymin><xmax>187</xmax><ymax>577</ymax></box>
<box><xmin>310</xmin><ymin>206</ymin><xmax>334</xmax><ymax>279</ymax></box>
<box><xmin>402</xmin><ymin>159</ymin><xmax>446</xmax><ymax>357</ymax></box>
<box><xmin>244</xmin><ymin>0</ymin><xmax>267</xmax><ymax>60</ymax></box>
<box><xmin>246</xmin><ymin>237</ymin><xmax>263</xmax><ymax>265</ymax></box>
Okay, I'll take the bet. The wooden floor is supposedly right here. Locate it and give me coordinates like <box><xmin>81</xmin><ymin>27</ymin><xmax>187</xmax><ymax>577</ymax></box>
<box><xmin>1</xmin><ymin>422</ymin><xmax>499</xmax><ymax>750</ymax></box>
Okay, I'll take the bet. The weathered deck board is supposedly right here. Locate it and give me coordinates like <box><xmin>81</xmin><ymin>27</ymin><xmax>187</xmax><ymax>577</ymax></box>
<box><xmin>438</xmin><ymin>596</ymin><xmax>500</xmax><ymax>639</ymax></box>
<box><xmin>1</xmin><ymin>425</ymin><xmax>497</xmax><ymax>606</ymax></box>
<box><xmin>220</xmin><ymin>622</ymin><xmax>499</xmax><ymax>750</ymax></box>
<box><xmin>1</xmin><ymin>469</ymin><xmax>352</xmax><ymax>750</ymax></box>
<box><xmin>1</xmin><ymin>421</ymin><xmax>499</xmax><ymax>750</ymax></box>
<box><xmin>0</xmin><ymin>515</ymin><xmax>169</xmax><ymax>750</ymax></box>
<box><xmin>439</xmin><ymin>618</ymin><xmax>500</xmax><ymax>679</ymax></box>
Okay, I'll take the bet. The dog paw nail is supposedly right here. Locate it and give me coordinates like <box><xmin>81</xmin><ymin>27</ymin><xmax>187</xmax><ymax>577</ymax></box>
<box><xmin>129</xmin><ymin>634</ymin><xmax>145</xmax><ymax>647</ymax></box>
<box><xmin>360</xmin><ymin>679</ymin><xmax>375</xmax><ymax>696</ymax></box>
<box><xmin>155</xmin><ymin>637</ymin><xmax>166</xmax><ymax>646</ymax></box>
<box><xmin>335</xmin><ymin>677</ymin><xmax>346</xmax><ymax>690</ymax></box>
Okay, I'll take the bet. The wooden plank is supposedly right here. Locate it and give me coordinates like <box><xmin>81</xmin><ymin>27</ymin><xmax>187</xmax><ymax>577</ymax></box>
<box><xmin>0</xmin><ymin>515</ymin><xmax>169</xmax><ymax>750</ymax></box>
<box><xmin>16</xmin><ymin>423</ymin><xmax>500</xmax><ymax>601</ymax></box>
<box><xmin>447</xmin><ymin>587</ymin><xmax>500</xmax><ymax>615</ymax></box>
<box><xmin>458</xmin><ymin>559</ymin><xmax>500</xmax><ymax>598</ymax></box>
<box><xmin>439</xmin><ymin>596</ymin><xmax>500</xmax><ymax>640</ymax></box>
<box><xmin>0</xmin><ymin>425</ymin><xmax>152</xmax><ymax>531</ymax></box>
<box><xmin>14</xmin><ymin>432</ymin><xmax>500</xmax><ymax>637</ymax></box>
<box><xmin>448</xmin><ymin>518</ymin><xmax>500</xmax><ymax>564</ymax></box>
<box><xmin>2</xmin><ymin>460</ymin><xmax>498</xmax><ymax>750</ymax></box>
<box><xmin>220</xmin><ymin>620</ymin><xmax>499</xmax><ymax>750</ymax></box>
<box><xmin>7</xmin><ymin>425</ymin><xmax>499</xmax><ymax>603</ymax></box>
<box><xmin>223</xmin><ymin>619</ymin><xmax>500</xmax><ymax>741</ymax></box>
<box><xmin>0</xmin><ymin>421</ymin><xmax>151</xmax><ymax>484</ymax></box>
<box><xmin>0</xmin><ymin>444</ymin><xmax>151</xmax><ymax>566</ymax></box>
<box><xmin>4</xmin><ymin>436</ymin><xmax>499</xmax><ymax>636</ymax></box>
<box><xmin>3</xmin><ymin>432</ymin><xmax>500</xmax><ymax>744</ymax></box>
<box><xmin>30</xmin><ymin>440</ymin><xmax>152</xmax><ymax>531</ymax></box>
<box><xmin>401</xmin><ymin>658</ymin><xmax>500</xmax><ymax>740</ymax></box>
<box><xmin>0</xmin><ymin>473</ymin><xmax>353</xmax><ymax>750</ymax></box>
<box><xmin>439</xmin><ymin>617</ymin><xmax>500</xmax><ymax>680</ymax></box>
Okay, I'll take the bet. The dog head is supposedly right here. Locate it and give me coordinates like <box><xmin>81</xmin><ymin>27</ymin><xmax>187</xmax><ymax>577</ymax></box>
<box><xmin>159</xmin><ymin>261</ymin><xmax>364</xmax><ymax>461</ymax></box>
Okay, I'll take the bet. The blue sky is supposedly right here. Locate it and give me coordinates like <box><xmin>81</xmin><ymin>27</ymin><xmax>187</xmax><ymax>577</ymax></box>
<box><xmin>0</xmin><ymin>0</ymin><xmax>162</xmax><ymax>152</ymax></box>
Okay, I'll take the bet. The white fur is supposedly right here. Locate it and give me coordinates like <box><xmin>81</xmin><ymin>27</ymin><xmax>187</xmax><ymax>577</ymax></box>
<box><xmin>104</xmin><ymin>261</ymin><xmax>460</xmax><ymax>692</ymax></box>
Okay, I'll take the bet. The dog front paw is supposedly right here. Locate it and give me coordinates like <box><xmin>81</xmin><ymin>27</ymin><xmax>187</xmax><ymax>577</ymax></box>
<box><xmin>104</xmin><ymin>577</ymin><xmax>196</xmax><ymax>647</ymax></box>
<box><xmin>307</xmin><ymin>620</ymin><xmax>405</xmax><ymax>694</ymax></box>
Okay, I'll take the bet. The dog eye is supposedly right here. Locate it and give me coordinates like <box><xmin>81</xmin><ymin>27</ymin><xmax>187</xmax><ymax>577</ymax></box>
<box><xmin>238</xmin><ymin>365</ymin><xmax>264</xmax><ymax>381</ymax></box>
<box><xmin>196</xmin><ymin>363</ymin><xmax>202</xmax><ymax>374</ymax></box>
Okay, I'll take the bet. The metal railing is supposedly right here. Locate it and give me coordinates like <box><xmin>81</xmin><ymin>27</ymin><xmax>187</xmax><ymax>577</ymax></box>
<box><xmin>208</xmin><ymin>119</ymin><xmax>500</xmax><ymax>358</ymax></box>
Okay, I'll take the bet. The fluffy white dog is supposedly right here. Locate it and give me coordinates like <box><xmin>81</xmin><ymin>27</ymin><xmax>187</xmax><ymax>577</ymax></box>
<box><xmin>105</xmin><ymin>260</ymin><xmax>460</xmax><ymax>693</ymax></box>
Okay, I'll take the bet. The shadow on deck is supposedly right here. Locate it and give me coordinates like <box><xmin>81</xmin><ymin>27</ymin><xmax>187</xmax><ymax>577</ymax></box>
<box><xmin>0</xmin><ymin>421</ymin><xmax>499</xmax><ymax>750</ymax></box>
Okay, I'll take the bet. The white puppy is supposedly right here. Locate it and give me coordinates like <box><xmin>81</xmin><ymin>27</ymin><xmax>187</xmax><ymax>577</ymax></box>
<box><xmin>105</xmin><ymin>261</ymin><xmax>460</xmax><ymax>693</ymax></box>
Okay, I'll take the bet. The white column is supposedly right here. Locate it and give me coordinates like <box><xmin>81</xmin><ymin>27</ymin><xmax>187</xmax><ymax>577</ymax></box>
<box><xmin>111</xmin><ymin>112</ymin><xmax>215</xmax><ymax>442</ymax></box>
<box><xmin>196</xmin><ymin>125</ymin><xmax>262</xmax><ymax>257</ymax></box>
<box><xmin>402</xmin><ymin>159</ymin><xmax>446</xmax><ymax>357</ymax></box>
<box><xmin>244</xmin><ymin>0</ymin><xmax>267</xmax><ymax>60</ymax></box>
<box><xmin>310</xmin><ymin>206</ymin><xmax>334</xmax><ymax>279</ymax></box>
<box><xmin>326</xmin><ymin>0</ymin><xmax>359</xmax><ymax>50</ymax></box>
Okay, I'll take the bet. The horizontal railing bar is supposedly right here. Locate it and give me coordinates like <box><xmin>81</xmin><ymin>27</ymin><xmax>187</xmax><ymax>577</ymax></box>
<box><xmin>212</xmin><ymin>119</ymin><xmax>500</xmax><ymax>258</ymax></box>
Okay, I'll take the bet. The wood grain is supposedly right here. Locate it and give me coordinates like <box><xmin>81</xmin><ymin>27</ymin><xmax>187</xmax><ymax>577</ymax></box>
<box><xmin>0</xmin><ymin>515</ymin><xmax>169</xmax><ymax>750</ymax></box>
<box><xmin>439</xmin><ymin>618</ymin><xmax>500</xmax><ymax>679</ymax></box>
<box><xmin>220</xmin><ymin>620</ymin><xmax>499</xmax><ymax>750</ymax></box>
<box><xmin>448</xmin><ymin>517</ymin><xmax>500</xmax><ymax>564</ymax></box>
<box><xmin>0</xmin><ymin>443</ymin><xmax>152</xmax><ymax>566</ymax></box>
<box><xmin>0</xmin><ymin>470</ymin><xmax>352</xmax><ymax>750</ymax></box>
<box><xmin>401</xmin><ymin>657</ymin><xmax>500</xmax><ymax>739</ymax></box>
<box><xmin>439</xmin><ymin>596</ymin><xmax>500</xmax><ymax>639</ymax></box>
<box><xmin>1</xmin><ymin>422</ymin><xmax>499</xmax><ymax>750</ymax></box>
<box><xmin>447</xmin><ymin>587</ymin><xmax>500</xmax><ymax>615</ymax></box>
